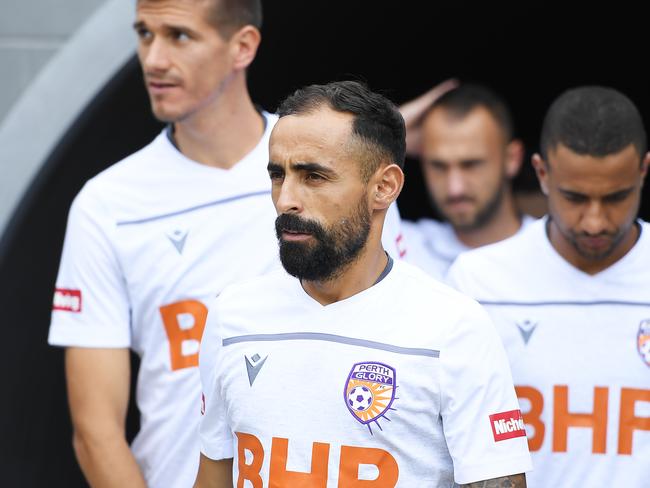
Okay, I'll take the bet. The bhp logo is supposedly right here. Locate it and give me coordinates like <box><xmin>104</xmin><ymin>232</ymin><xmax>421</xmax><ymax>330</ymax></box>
<box><xmin>235</xmin><ymin>432</ymin><xmax>399</xmax><ymax>487</ymax></box>
<box><xmin>490</xmin><ymin>410</ymin><xmax>527</xmax><ymax>442</ymax></box>
<box><xmin>53</xmin><ymin>288</ymin><xmax>82</xmax><ymax>313</ymax></box>
<box><xmin>516</xmin><ymin>385</ymin><xmax>650</xmax><ymax>454</ymax></box>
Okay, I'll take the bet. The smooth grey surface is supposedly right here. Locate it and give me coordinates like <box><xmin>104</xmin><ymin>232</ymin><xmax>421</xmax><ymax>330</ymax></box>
<box><xmin>0</xmin><ymin>0</ymin><xmax>136</xmax><ymax>238</ymax></box>
<box><xmin>0</xmin><ymin>0</ymin><xmax>106</xmax><ymax>123</ymax></box>
<box><xmin>0</xmin><ymin>0</ymin><xmax>104</xmax><ymax>37</ymax></box>
<box><xmin>0</xmin><ymin>46</ymin><xmax>57</xmax><ymax>118</ymax></box>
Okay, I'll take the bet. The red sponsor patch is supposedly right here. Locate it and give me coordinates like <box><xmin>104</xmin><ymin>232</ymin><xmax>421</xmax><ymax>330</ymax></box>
<box><xmin>489</xmin><ymin>409</ymin><xmax>527</xmax><ymax>442</ymax></box>
<box><xmin>52</xmin><ymin>288</ymin><xmax>82</xmax><ymax>313</ymax></box>
<box><xmin>396</xmin><ymin>233</ymin><xmax>407</xmax><ymax>258</ymax></box>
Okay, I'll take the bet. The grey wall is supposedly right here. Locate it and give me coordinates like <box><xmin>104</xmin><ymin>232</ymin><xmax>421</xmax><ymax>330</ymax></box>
<box><xmin>0</xmin><ymin>0</ymin><xmax>106</xmax><ymax>123</ymax></box>
<box><xmin>0</xmin><ymin>0</ymin><xmax>137</xmax><ymax>243</ymax></box>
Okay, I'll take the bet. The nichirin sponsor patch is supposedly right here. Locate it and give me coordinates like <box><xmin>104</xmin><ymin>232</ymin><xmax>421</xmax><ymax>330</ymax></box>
<box><xmin>344</xmin><ymin>361</ymin><xmax>397</xmax><ymax>434</ymax></box>
<box><xmin>489</xmin><ymin>409</ymin><xmax>527</xmax><ymax>442</ymax></box>
<box><xmin>52</xmin><ymin>288</ymin><xmax>82</xmax><ymax>313</ymax></box>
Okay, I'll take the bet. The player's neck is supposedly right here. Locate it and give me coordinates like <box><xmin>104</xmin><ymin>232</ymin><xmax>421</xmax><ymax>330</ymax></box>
<box><xmin>548</xmin><ymin>218</ymin><xmax>640</xmax><ymax>275</ymax></box>
<box><xmin>173</xmin><ymin>81</ymin><xmax>264</xmax><ymax>169</ymax></box>
<box><xmin>301</xmin><ymin>238</ymin><xmax>389</xmax><ymax>307</ymax></box>
<box><xmin>454</xmin><ymin>191</ymin><xmax>522</xmax><ymax>248</ymax></box>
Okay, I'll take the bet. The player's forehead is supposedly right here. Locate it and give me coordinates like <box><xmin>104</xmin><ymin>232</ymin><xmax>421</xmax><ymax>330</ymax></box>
<box><xmin>269</xmin><ymin>108</ymin><xmax>355</xmax><ymax>166</ymax></box>
<box><xmin>422</xmin><ymin>106</ymin><xmax>505</xmax><ymax>161</ymax></box>
<box><xmin>549</xmin><ymin>143</ymin><xmax>642</xmax><ymax>194</ymax></box>
<box><xmin>136</xmin><ymin>0</ymin><xmax>214</xmax><ymax>29</ymax></box>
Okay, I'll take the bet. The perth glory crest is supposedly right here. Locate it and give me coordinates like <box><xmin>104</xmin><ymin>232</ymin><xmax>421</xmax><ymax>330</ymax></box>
<box><xmin>344</xmin><ymin>361</ymin><xmax>397</xmax><ymax>434</ymax></box>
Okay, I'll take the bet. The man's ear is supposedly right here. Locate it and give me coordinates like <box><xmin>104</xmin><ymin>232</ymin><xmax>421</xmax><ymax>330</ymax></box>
<box><xmin>531</xmin><ymin>153</ymin><xmax>549</xmax><ymax>195</ymax></box>
<box><xmin>229</xmin><ymin>25</ymin><xmax>261</xmax><ymax>71</ymax></box>
<box><xmin>640</xmin><ymin>151</ymin><xmax>650</xmax><ymax>183</ymax></box>
<box><xmin>505</xmin><ymin>139</ymin><xmax>525</xmax><ymax>179</ymax></box>
<box><xmin>371</xmin><ymin>163</ymin><xmax>404</xmax><ymax>211</ymax></box>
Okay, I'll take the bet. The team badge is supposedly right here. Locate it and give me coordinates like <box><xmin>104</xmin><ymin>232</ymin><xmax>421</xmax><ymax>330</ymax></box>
<box><xmin>344</xmin><ymin>361</ymin><xmax>397</xmax><ymax>434</ymax></box>
<box><xmin>637</xmin><ymin>319</ymin><xmax>650</xmax><ymax>368</ymax></box>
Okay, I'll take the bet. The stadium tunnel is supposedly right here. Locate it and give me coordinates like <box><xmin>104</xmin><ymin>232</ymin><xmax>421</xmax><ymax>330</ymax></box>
<box><xmin>0</xmin><ymin>2</ymin><xmax>648</xmax><ymax>486</ymax></box>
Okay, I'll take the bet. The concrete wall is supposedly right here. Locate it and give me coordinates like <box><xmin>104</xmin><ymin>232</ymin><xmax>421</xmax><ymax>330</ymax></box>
<box><xmin>0</xmin><ymin>0</ymin><xmax>137</xmax><ymax>241</ymax></box>
<box><xmin>0</xmin><ymin>0</ymin><xmax>106</xmax><ymax>123</ymax></box>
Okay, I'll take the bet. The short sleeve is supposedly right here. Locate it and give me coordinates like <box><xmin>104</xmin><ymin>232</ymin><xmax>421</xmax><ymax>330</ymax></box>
<box><xmin>48</xmin><ymin>185</ymin><xmax>131</xmax><ymax>347</ymax></box>
<box><xmin>198</xmin><ymin>296</ymin><xmax>234</xmax><ymax>460</ymax></box>
<box><xmin>439</xmin><ymin>300</ymin><xmax>532</xmax><ymax>484</ymax></box>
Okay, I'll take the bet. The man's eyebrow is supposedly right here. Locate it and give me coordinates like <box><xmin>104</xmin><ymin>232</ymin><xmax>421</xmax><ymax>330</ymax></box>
<box><xmin>604</xmin><ymin>186</ymin><xmax>635</xmax><ymax>197</ymax></box>
<box><xmin>558</xmin><ymin>188</ymin><xmax>585</xmax><ymax>196</ymax></box>
<box><xmin>133</xmin><ymin>20</ymin><xmax>146</xmax><ymax>30</ymax></box>
<box><xmin>291</xmin><ymin>162</ymin><xmax>336</xmax><ymax>176</ymax></box>
<box><xmin>267</xmin><ymin>162</ymin><xmax>283</xmax><ymax>172</ymax></box>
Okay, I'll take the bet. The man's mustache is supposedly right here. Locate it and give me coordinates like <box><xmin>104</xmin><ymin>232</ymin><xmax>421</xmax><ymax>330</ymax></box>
<box><xmin>275</xmin><ymin>213</ymin><xmax>325</xmax><ymax>239</ymax></box>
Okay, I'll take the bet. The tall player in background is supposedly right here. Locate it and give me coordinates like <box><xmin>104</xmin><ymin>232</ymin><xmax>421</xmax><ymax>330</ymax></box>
<box><xmin>448</xmin><ymin>86</ymin><xmax>650</xmax><ymax>487</ymax></box>
<box><xmin>195</xmin><ymin>80</ymin><xmax>530</xmax><ymax>488</ymax></box>
<box><xmin>399</xmin><ymin>82</ymin><xmax>535</xmax><ymax>278</ymax></box>
<box><xmin>47</xmin><ymin>0</ymin><xmax>405</xmax><ymax>487</ymax></box>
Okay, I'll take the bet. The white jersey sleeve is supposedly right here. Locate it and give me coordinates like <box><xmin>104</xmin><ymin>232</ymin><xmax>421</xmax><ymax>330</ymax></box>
<box><xmin>440</xmin><ymin>300</ymin><xmax>532</xmax><ymax>483</ymax></box>
<box><xmin>199</xmin><ymin>297</ymin><xmax>235</xmax><ymax>461</ymax></box>
<box><xmin>48</xmin><ymin>184</ymin><xmax>131</xmax><ymax>347</ymax></box>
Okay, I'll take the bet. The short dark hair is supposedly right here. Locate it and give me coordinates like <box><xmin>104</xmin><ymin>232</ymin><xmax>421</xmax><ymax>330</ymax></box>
<box><xmin>428</xmin><ymin>83</ymin><xmax>514</xmax><ymax>143</ymax></box>
<box><xmin>276</xmin><ymin>80</ymin><xmax>406</xmax><ymax>181</ymax></box>
<box><xmin>540</xmin><ymin>85</ymin><xmax>647</xmax><ymax>162</ymax></box>
<box><xmin>209</xmin><ymin>0</ymin><xmax>262</xmax><ymax>37</ymax></box>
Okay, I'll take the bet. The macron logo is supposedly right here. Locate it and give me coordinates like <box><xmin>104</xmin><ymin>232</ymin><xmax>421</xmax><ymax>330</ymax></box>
<box><xmin>489</xmin><ymin>409</ymin><xmax>526</xmax><ymax>442</ymax></box>
<box><xmin>53</xmin><ymin>288</ymin><xmax>82</xmax><ymax>313</ymax></box>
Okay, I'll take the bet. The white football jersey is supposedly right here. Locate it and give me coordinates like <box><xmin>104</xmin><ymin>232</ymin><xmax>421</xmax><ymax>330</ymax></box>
<box><xmin>402</xmin><ymin>215</ymin><xmax>536</xmax><ymax>279</ymax></box>
<box><xmin>447</xmin><ymin>217</ymin><xmax>650</xmax><ymax>488</ymax></box>
<box><xmin>199</xmin><ymin>259</ymin><xmax>531</xmax><ymax>486</ymax></box>
<box><xmin>48</xmin><ymin>110</ymin><xmax>407</xmax><ymax>488</ymax></box>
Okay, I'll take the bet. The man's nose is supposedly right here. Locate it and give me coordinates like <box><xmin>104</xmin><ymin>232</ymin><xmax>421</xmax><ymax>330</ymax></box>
<box><xmin>581</xmin><ymin>200</ymin><xmax>608</xmax><ymax>235</ymax></box>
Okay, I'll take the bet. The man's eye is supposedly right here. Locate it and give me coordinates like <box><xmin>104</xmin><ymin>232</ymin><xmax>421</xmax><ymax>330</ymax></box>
<box><xmin>605</xmin><ymin>192</ymin><xmax>630</xmax><ymax>203</ymax></box>
<box><xmin>306</xmin><ymin>173</ymin><xmax>325</xmax><ymax>181</ymax></box>
<box><xmin>564</xmin><ymin>193</ymin><xmax>586</xmax><ymax>203</ymax></box>
<box><xmin>172</xmin><ymin>31</ymin><xmax>190</xmax><ymax>41</ymax></box>
<box><xmin>136</xmin><ymin>27</ymin><xmax>152</xmax><ymax>40</ymax></box>
<box><xmin>268</xmin><ymin>171</ymin><xmax>284</xmax><ymax>180</ymax></box>
<box><xmin>427</xmin><ymin>161</ymin><xmax>447</xmax><ymax>172</ymax></box>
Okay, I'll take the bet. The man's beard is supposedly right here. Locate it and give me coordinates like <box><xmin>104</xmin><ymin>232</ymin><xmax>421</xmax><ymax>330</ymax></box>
<box><xmin>567</xmin><ymin>226</ymin><xmax>629</xmax><ymax>261</ymax></box>
<box><xmin>435</xmin><ymin>180</ymin><xmax>505</xmax><ymax>232</ymax></box>
<box><xmin>275</xmin><ymin>198</ymin><xmax>371</xmax><ymax>282</ymax></box>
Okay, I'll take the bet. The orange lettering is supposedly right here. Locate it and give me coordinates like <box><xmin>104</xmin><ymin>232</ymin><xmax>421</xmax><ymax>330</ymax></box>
<box><xmin>553</xmin><ymin>385</ymin><xmax>608</xmax><ymax>453</ymax></box>
<box><xmin>160</xmin><ymin>300</ymin><xmax>208</xmax><ymax>371</ymax></box>
<box><xmin>618</xmin><ymin>388</ymin><xmax>650</xmax><ymax>455</ymax></box>
<box><xmin>236</xmin><ymin>432</ymin><xmax>264</xmax><ymax>488</ymax></box>
<box><xmin>516</xmin><ymin>385</ymin><xmax>545</xmax><ymax>451</ymax></box>
<box><xmin>338</xmin><ymin>445</ymin><xmax>399</xmax><ymax>487</ymax></box>
<box><xmin>269</xmin><ymin>437</ymin><xmax>329</xmax><ymax>487</ymax></box>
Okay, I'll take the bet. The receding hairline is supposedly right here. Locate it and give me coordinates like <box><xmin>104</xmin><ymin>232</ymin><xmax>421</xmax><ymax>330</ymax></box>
<box><xmin>423</xmin><ymin>104</ymin><xmax>511</xmax><ymax>146</ymax></box>
<box><xmin>276</xmin><ymin>104</ymin><xmax>394</xmax><ymax>181</ymax></box>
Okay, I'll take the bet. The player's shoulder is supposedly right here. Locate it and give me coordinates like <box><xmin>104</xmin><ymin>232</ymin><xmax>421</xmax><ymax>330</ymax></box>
<box><xmin>75</xmin><ymin>130</ymin><xmax>167</xmax><ymax>202</ymax></box>
<box><xmin>391</xmin><ymin>259</ymin><xmax>484</xmax><ymax>312</ymax></box>
<box><xmin>401</xmin><ymin>217</ymin><xmax>448</xmax><ymax>239</ymax></box>
<box><xmin>453</xmin><ymin>216</ymin><xmax>544</xmax><ymax>271</ymax></box>
<box><xmin>391</xmin><ymin>260</ymin><xmax>495</xmax><ymax>343</ymax></box>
